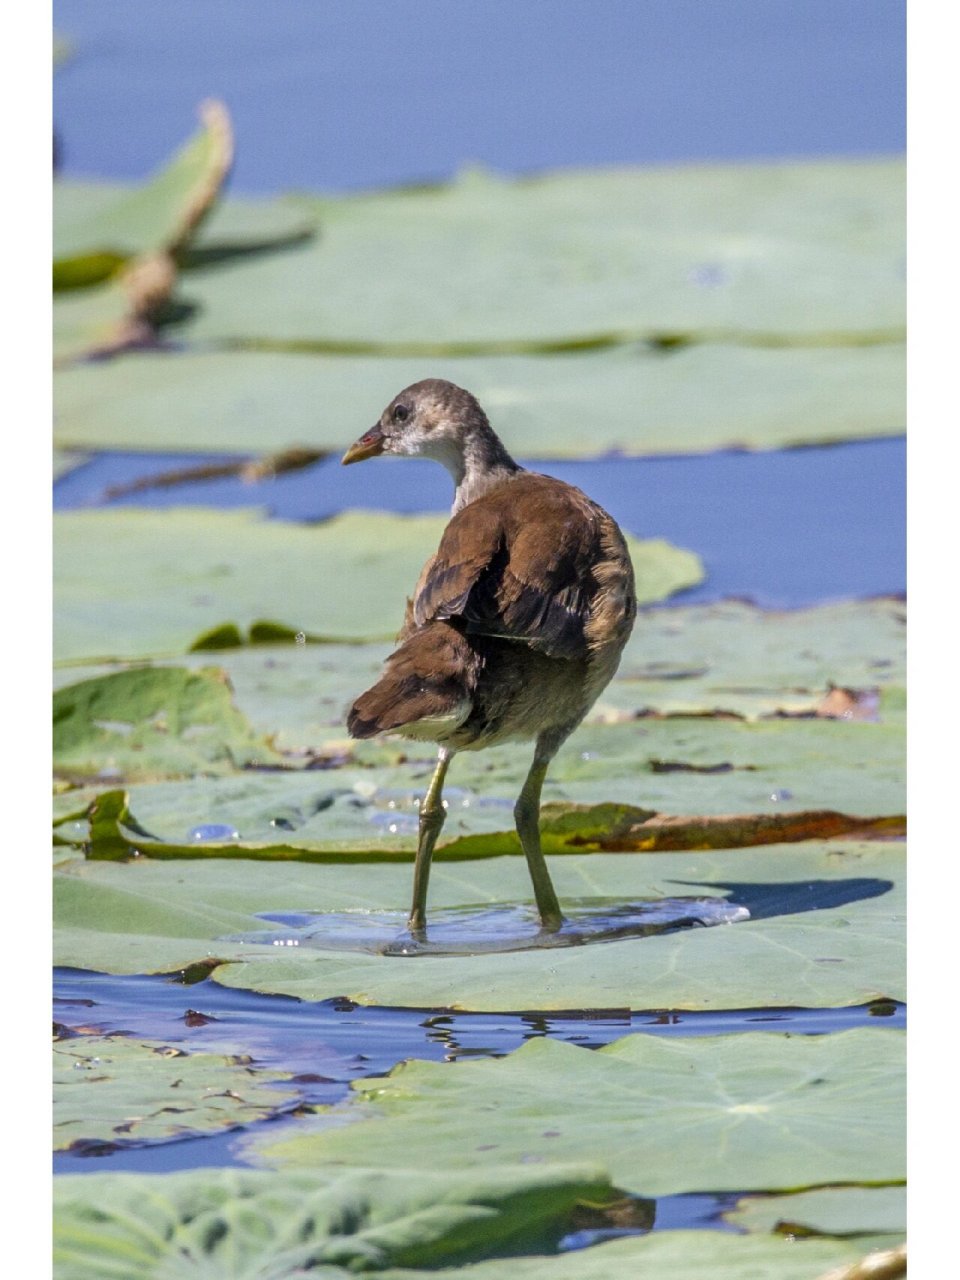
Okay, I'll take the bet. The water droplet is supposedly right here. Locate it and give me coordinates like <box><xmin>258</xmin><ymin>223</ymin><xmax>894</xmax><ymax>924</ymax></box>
<box><xmin>188</xmin><ymin>824</ymin><xmax>240</xmax><ymax>842</ymax></box>
<box><xmin>368</xmin><ymin>810</ymin><xmax>419</xmax><ymax>835</ymax></box>
<box><xmin>688</xmin><ymin>262</ymin><xmax>729</xmax><ymax>289</ymax></box>
<box><xmin>769</xmin><ymin>789</ymin><xmax>794</xmax><ymax>803</ymax></box>
<box><xmin>295</xmin><ymin>631</ymin><xmax>306</xmax><ymax>645</ymax></box>
<box><xmin>57</xmin><ymin>821</ymin><xmax>87</xmax><ymax>842</ymax></box>
<box><xmin>581</xmin><ymin>751</ymin><xmax>598</xmax><ymax>762</ymax></box>
<box><xmin>270</xmin><ymin>816</ymin><xmax>297</xmax><ymax>832</ymax></box>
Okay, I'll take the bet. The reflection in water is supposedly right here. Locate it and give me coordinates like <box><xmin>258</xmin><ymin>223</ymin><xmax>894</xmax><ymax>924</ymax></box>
<box><xmin>234</xmin><ymin>896</ymin><xmax>750</xmax><ymax>957</ymax></box>
<box><xmin>52</xmin><ymin>966</ymin><xmax>905</xmax><ymax>1180</ymax></box>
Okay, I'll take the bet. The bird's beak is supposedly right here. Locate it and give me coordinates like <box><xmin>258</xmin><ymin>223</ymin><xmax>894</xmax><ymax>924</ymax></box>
<box><xmin>342</xmin><ymin>425</ymin><xmax>387</xmax><ymax>466</ymax></box>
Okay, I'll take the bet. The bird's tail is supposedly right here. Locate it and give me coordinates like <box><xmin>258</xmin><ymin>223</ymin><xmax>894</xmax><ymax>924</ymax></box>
<box><xmin>347</xmin><ymin>621</ymin><xmax>482</xmax><ymax>740</ymax></box>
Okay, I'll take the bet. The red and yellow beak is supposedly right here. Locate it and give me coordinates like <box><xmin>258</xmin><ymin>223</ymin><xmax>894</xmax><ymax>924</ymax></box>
<box><xmin>341</xmin><ymin>425</ymin><xmax>386</xmax><ymax>465</ymax></box>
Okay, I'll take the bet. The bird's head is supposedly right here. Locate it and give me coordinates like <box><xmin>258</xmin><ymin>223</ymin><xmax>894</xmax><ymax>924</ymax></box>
<box><xmin>342</xmin><ymin>379</ymin><xmax>489</xmax><ymax>469</ymax></box>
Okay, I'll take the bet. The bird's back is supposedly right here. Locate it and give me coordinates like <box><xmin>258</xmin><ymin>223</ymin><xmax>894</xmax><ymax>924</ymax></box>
<box><xmin>349</xmin><ymin>471</ymin><xmax>636</xmax><ymax>748</ymax></box>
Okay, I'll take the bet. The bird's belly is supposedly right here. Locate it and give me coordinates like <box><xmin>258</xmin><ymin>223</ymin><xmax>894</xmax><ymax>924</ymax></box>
<box><xmin>449</xmin><ymin>642</ymin><xmax>595</xmax><ymax>750</ymax></box>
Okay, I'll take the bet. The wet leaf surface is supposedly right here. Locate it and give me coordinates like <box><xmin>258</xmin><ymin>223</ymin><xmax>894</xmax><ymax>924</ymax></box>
<box><xmin>53</xmin><ymin>1032</ymin><xmax>299</xmax><ymax>1151</ymax></box>
<box><xmin>249</xmin><ymin>1028</ymin><xmax>904</xmax><ymax>1197</ymax></box>
<box><xmin>67</xmin><ymin>785</ymin><xmax>903</xmax><ymax>863</ymax></box>
<box><xmin>53</xmin><ymin>842</ymin><xmax>904</xmax><ymax>1010</ymax></box>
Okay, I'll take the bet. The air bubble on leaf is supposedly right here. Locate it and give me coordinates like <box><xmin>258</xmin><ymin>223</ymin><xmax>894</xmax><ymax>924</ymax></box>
<box><xmin>295</xmin><ymin>631</ymin><xmax>306</xmax><ymax>645</ymax></box>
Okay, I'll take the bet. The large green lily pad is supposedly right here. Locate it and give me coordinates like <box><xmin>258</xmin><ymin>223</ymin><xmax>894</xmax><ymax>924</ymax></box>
<box><xmin>51</xmin><ymin>341</ymin><xmax>904</xmax><ymax>456</ymax></box>
<box><xmin>53</xmin><ymin>1032</ymin><xmax>298</xmax><ymax>1151</ymax></box>
<box><xmin>250</xmin><ymin>1028</ymin><xmax>904</xmax><ymax>1197</ymax></box>
<box><xmin>53</xmin><ymin>666</ymin><xmax>281</xmax><ymax>780</ymax></box>
<box><xmin>53</xmin><ymin>841</ymin><xmax>905</xmax><ymax>1009</ymax></box>
<box><xmin>53</xmin><ymin>1164</ymin><xmax>610</xmax><ymax>1278</ymax></box>
<box><xmin>725</xmin><ymin>1185</ymin><xmax>906</xmax><ymax>1238</ymax></box>
<box><xmin>53</xmin><ymin>507</ymin><xmax>702</xmax><ymax>662</ymax></box>
<box><xmin>177</xmin><ymin>160</ymin><xmax>904</xmax><ymax>349</ymax></box>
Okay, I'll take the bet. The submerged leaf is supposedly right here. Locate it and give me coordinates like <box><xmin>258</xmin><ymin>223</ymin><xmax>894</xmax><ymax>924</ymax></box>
<box><xmin>53</xmin><ymin>1033</ymin><xmax>298</xmax><ymax>1151</ymax></box>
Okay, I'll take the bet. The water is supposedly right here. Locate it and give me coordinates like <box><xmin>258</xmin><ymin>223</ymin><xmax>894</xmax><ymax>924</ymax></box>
<box><xmin>53</xmin><ymin>437</ymin><xmax>906</xmax><ymax>608</ymax></box>
<box><xmin>236</xmin><ymin>897</ymin><xmax>750</xmax><ymax>957</ymax></box>
<box><xmin>53</xmin><ymin>1</ymin><xmax>905</xmax><ymax>194</ymax></box>
<box><xmin>53</xmin><ymin>966</ymin><xmax>905</xmax><ymax>1178</ymax></box>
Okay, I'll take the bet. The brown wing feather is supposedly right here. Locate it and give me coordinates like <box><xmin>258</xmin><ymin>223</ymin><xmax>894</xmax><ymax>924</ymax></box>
<box><xmin>412</xmin><ymin>474</ymin><xmax>604</xmax><ymax>660</ymax></box>
<box><xmin>347</xmin><ymin>621</ymin><xmax>481</xmax><ymax>739</ymax></box>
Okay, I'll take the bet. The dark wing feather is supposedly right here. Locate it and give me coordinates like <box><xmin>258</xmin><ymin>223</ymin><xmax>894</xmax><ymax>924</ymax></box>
<box><xmin>412</xmin><ymin>475</ymin><xmax>602</xmax><ymax>660</ymax></box>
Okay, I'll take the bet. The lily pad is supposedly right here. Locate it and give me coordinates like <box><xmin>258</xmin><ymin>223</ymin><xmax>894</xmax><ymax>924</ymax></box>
<box><xmin>62</xmin><ymin>782</ymin><xmax>902</xmax><ymax>866</ymax></box>
<box><xmin>52</xmin><ymin>102</ymin><xmax>233</xmax><ymax>288</ymax></box>
<box><xmin>52</xmin><ymin>507</ymin><xmax>702</xmax><ymax>662</ymax></box>
<box><xmin>53</xmin><ymin>666</ymin><xmax>282</xmax><ymax>780</ymax></box>
<box><xmin>379</xmin><ymin>1234</ymin><xmax>894</xmax><ymax>1280</ymax></box>
<box><xmin>53</xmin><ymin>1163</ymin><xmax>610</xmax><ymax>1278</ymax></box>
<box><xmin>53</xmin><ymin>179</ymin><xmax>315</xmax><ymax>287</ymax></box>
<box><xmin>97</xmin><ymin>706</ymin><xmax>905</xmax><ymax>836</ymax></box>
<box><xmin>250</xmin><ymin>1028</ymin><xmax>904</xmax><ymax>1197</ymax></box>
<box><xmin>53</xmin><ymin>270</ymin><xmax>161</xmax><ymax>363</ymax></box>
<box><xmin>53</xmin><ymin>599</ymin><xmax>905</xmax><ymax>755</ymax></box>
<box><xmin>52</xmin><ymin>841</ymin><xmax>905</xmax><ymax>1009</ymax></box>
<box><xmin>51</xmin><ymin>341</ymin><xmax>905</xmax><ymax>456</ymax></box>
<box><xmin>53</xmin><ymin>1032</ymin><xmax>298</xmax><ymax>1152</ymax></box>
<box><xmin>177</xmin><ymin>159</ymin><xmax>904</xmax><ymax>349</ymax></box>
<box><xmin>725</xmin><ymin>1185</ymin><xmax>906</xmax><ymax>1238</ymax></box>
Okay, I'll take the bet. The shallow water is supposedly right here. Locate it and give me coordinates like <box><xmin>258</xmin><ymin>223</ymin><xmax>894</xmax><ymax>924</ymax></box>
<box><xmin>53</xmin><ymin>438</ymin><xmax>906</xmax><ymax>608</ymax></box>
<box><xmin>237</xmin><ymin>897</ymin><xmax>749</xmax><ymax>957</ymax></box>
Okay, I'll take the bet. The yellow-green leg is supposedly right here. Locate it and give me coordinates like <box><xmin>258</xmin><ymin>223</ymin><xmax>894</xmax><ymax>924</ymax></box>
<box><xmin>408</xmin><ymin>747</ymin><xmax>453</xmax><ymax>935</ymax></box>
<box><xmin>514</xmin><ymin>732</ymin><xmax>566</xmax><ymax>932</ymax></box>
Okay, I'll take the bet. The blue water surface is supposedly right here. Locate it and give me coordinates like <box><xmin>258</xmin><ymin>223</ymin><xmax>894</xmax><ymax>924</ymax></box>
<box><xmin>53</xmin><ymin>0</ymin><xmax>905</xmax><ymax>194</ymax></box>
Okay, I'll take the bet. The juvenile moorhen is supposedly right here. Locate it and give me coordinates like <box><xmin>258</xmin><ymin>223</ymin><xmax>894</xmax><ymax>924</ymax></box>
<box><xmin>343</xmin><ymin>380</ymin><xmax>637</xmax><ymax>934</ymax></box>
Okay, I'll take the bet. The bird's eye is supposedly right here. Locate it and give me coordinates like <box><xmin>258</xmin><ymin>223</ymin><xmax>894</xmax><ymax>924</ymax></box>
<box><xmin>393</xmin><ymin>404</ymin><xmax>409</xmax><ymax>423</ymax></box>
